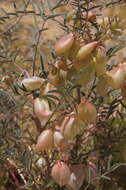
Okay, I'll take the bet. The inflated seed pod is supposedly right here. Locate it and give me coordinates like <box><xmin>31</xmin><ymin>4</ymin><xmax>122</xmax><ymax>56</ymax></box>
<box><xmin>67</xmin><ymin>164</ymin><xmax>86</xmax><ymax>190</ymax></box>
<box><xmin>68</xmin><ymin>39</ymin><xmax>81</xmax><ymax>61</ymax></box>
<box><xmin>55</xmin><ymin>33</ymin><xmax>74</xmax><ymax>55</ymax></box>
<box><xmin>75</xmin><ymin>64</ymin><xmax>94</xmax><ymax>86</ymax></box>
<box><xmin>48</xmin><ymin>67</ymin><xmax>66</xmax><ymax>87</ymax></box>
<box><xmin>76</xmin><ymin>41</ymin><xmax>98</xmax><ymax>61</ymax></box>
<box><xmin>21</xmin><ymin>76</ymin><xmax>44</xmax><ymax>91</ymax></box>
<box><xmin>61</xmin><ymin>114</ymin><xmax>79</xmax><ymax>140</ymax></box>
<box><xmin>93</xmin><ymin>47</ymin><xmax>107</xmax><ymax>77</ymax></box>
<box><xmin>96</xmin><ymin>75</ymin><xmax>108</xmax><ymax>97</ymax></box>
<box><xmin>73</xmin><ymin>57</ymin><xmax>91</xmax><ymax>71</ymax></box>
<box><xmin>78</xmin><ymin>100</ymin><xmax>97</xmax><ymax>123</ymax></box>
<box><xmin>106</xmin><ymin>66</ymin><xmax>126</xmax><ymax>89</ymax></box>
<box><xmin>51</xmin><ymin>161</ymin><xmax>71</xmax><ymax>187</ymax></box>
<box><xmin>55</xmin><ymin>59</ymin><xmax>69</xmax><ymax>71</ymax></box>
<box><xmin>34</xmin><ymin>98</ymin><xmax>52</xmax><ymax>119</ymax></box>
<box><xmin>36</xmin><ymin>129</ymin><xmax>54</xmax><ymax>151</ymax></box>
<box><xmin>53</xmin><ymin>131</ymin><xmax>69</xmax><ymax>152</ymax></box>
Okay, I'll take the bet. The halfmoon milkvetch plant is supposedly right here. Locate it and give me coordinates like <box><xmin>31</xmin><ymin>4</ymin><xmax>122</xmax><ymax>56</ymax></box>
<box><xmin>0</xmin><ymin>0</ymin><xmax>126</xmax><ymax>190</ymax></box>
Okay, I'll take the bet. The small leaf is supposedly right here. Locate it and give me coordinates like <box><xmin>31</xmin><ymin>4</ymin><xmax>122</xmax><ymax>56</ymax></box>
<box><xmin>46</xmin><ymin>13</ymin><xmax>64</xmax><ymax>20</ymax></box>
<box><xmin>101</xmin><ymin>175</ymin><xmax>111</xmax><ymax>181</ymax></box>
<box><xmin>106</xmin><ymin>45</ymin><xmax>125</xmax><ymax>57</ymax></box>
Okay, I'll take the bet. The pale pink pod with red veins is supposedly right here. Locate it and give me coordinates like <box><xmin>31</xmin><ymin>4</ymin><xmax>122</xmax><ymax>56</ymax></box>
<box><xmin>76</xmin><ymin>41</ymin><xmax>98</xmax><ymax>61</ymax></box>
<box><xmin>106</xmin><ymin>66</ymin><xmax>126</xmax><ymax>89</ymax></box>
<box><xmin>55</xmin><ymin>33</ymin><xmax>74</xmax><ymax>55</ymax></box>
<box><xmin>61</xmin><ymin>114</ymin><xmax>79</xmax><ymax>140</ymax></box>
<box><xmin>78</xmin><ymin>101</ymin><xmax>97</xmax><ymax>123</ymax></box>
<box><xmin>35</xmin><ymin>129</ymin><xmax>54</xmax><ymax>151</ymax></box>
<box><xmin>51</xmin><ymin>161</ymin><xmax>71</xmax><ymax>186</ymax></box>
<box><xmin>34</xmin><ymin>98</ymin><xmax>52</xmax><ymax>119</ymax></box>
<box><xmin>53</xmin><ymin>131</ymin><xmax>69</xmax><ymax>152</ymax></box>
<box><xmin>21</xmin><ymin>76</ymin><xmax>44</xmax><ymax>91</ymax></box>
<box><xmin>67</xmin><ymin>164</ymin><xmax>86</xmax><ymax>190</ymax></box>
<box><xmin>54</xmin><ymin>131</ymin><xmax>64</xmax><ymax>146</ymax></box>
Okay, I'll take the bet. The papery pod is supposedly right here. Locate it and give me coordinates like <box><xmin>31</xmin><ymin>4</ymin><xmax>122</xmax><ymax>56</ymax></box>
<box><xmin>34</xmin><ymin>98</ymin><xmax>52</xmax><ymax>119</ymax></box>
<box><xmin>55</xmin><ymin>59</ymin><xmax>69</xmax><ymax>71</ymax></box>
<box><xmin>93</xmin><ymin>60</ymin><xmax>106</xmax><ymax>77</ymax></box>
<box><xmin>54</xmin><ymin>131</ymin><xmax>64</xmax><ymax>145</ymax></box>
<box><xmin>78</xmin><ymin>100</ymin><xmax>97</xmax><ymax>123</ymax></box>
<box><xmin>21</xmin><ymin>76</ymin><xmax>44</xmax><ymax>91</ymax></box>
<box><xmin>121</xmin><ymin>62</ymin><xmax>126</xmax><ymax>76</ymax></box>
<box><xmin>96</xmin><ymin>75</ymin><xmax>108</xmax><ymax>96</ymax></box>
<box><xmin>106</xmin><ymin>66</ymin><xmax>126</xmax><ymax>89</ymax></box>
<box><xmin>67</xmin><ymin>66</ymin><xmax>77</xmax><ymax>81</ymax></box>
<box><xmin>55</xmin><ymin>33</ymin><xmax>74</xmax><ymax>55</ymax></box>
<box><xmin>61</xmin><ymin>114</ymin><xmax>79</xmax><ymax>140</ymax></box>
<box><xmin>76</xmin><ymin>41</ymin><xmax>98</xmax><ymax>61</ymax></box>
<box><xmin>35</xmin><ymin>129</ymin><xmax>54</xmax><ymax>151</ymax></box>
<box><xmin>67</xmin><ymin>164</ymin><xmax>86</xmax><ymax>190</ymax></box>
<box><xmin>73</xmin><ymin>57</ymin><xmax>91</xmax><ymax>71</ymax></box>
<box><xmin>51</xmin><ymin>161</ymin><xmax>71</xmax><ymax>187</ymax></box>
<box><xmin>93</xmin><ymin>47</ymin><xmax>107</xmax><ymax>77</ymax></box>
<box><xmin>53</xmin><ymin>130</ymin><xmax>69</xmax><ymax>152</ymax></box>
<box><xmin>48</xmin><ymin>67</ymin><xmax>66</xmax><ymax>87</ymax></box>
<box><xmin>75</xmin><ymin>64</ymin><xmax>94</xmax><ymax>86</ymax></box>
<box><xmin>68</xmin><ymin>40</ymin><xmax>81</xmax><ymax>61</ymax></box>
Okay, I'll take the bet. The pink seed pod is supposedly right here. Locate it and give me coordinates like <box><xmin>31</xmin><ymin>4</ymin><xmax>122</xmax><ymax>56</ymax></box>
<box><xmin>67</xmin><ymin>164</ymin><xmax>86</xmax><ymax>190</ymax></box>
<box><xmin>76</xmin><ymin>41</ymin><xmax>98</xmax><ymax>61</ymax></box>
<box><xmin>106</xmin><ymin>66</ymin><xmax>126</xmax><ymax>89</ymax></box>
<box><xmin>61</xmin><ymin>114</ymin><xmax>79</xmax><ymax>140</ymax></box>
<box><xmin>21</xmin><ymin>76</ymin><xmax>44</xmax><ymax>91</ymax></box>
<box><xmin>34</xmin><ymin>98</ymin><xmax>52</xmax><ymax>119</ymax></box>
<box><xmin>55</xmin><ymin>33</ymin><xmax>74</xmax><ymax>55</ymax></box>
<box><xmin>78</xmin><ymin>101</ymin><xmax>97</xmax><ymax>123</ymax></box>
<box><xmin>51</xmin><ymin>161</ymin><xmax>71</xmax><ymax>186</ymax></box>
<box><xmin>53</xmin><ymin>131</ymin><xmax>69</xmax><ymax>152</ymax></box>
<box><xmin>35</xmin><ymin>129</ymin><xmax>54</xmax><ymax>151</ymax></box>
<box><xmin>75</xmin><ymin>64</ymin><xmax>94</xmax><ymax>86</ymax></box>
<box><xmin>96</xmin><ymin>75</ymin><xmax>108</xmax><ymax>96</ymax></box>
